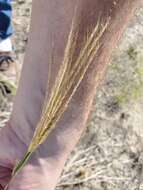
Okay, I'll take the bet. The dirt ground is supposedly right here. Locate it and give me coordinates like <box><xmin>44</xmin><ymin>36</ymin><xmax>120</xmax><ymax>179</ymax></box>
<box><xmin>1</xmin><ymin>1</ymin><xmax>143</xmax><ymax>190</ymax></box>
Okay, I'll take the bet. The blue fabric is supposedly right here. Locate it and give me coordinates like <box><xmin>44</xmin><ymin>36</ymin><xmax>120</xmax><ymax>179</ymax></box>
<box><xmin>0</xmin><ymin>0</ymin><xmax>13</xmax><ymax>40</ymax></box>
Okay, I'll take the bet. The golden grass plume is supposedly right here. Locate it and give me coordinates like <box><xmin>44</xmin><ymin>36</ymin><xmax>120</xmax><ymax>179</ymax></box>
<box><xmin>11</xmin><ymin>17</ymin><xmax>109</xmax><ymax>178</ymax></box>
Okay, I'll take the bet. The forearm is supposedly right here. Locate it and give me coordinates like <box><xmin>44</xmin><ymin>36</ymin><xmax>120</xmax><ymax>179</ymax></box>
<box><xmin>10</xmin><ymin>0</ymin><xmax>141</xmax><ymax>148</ymax></box>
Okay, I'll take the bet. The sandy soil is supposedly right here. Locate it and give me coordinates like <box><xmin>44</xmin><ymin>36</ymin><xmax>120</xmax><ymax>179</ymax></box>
<box><xmin>1</xmin><ymin>1</ymin><xmax>143</xmax><ymax>189</ymax></box>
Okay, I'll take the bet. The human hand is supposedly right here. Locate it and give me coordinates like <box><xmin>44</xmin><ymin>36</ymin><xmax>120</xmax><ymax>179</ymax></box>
<box><xmin>0</xmin><ymin>124</ymin><xmax>56</xmax><ymax>190</ymax></box>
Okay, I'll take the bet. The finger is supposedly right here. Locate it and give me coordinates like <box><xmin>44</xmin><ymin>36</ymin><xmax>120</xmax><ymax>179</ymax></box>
<box><xmin>0</xmin><ymin>184</ymin><xmax>3</xmax><ymax>190</ymax></box>
<box><xmin>0</xmin><ymin>166</ymin><xmax>12</xmax><ymax>189</ymax></box>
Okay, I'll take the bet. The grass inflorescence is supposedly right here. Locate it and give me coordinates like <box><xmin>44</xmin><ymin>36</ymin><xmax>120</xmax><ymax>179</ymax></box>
<box><xmin>11</xmin><ymin>16</ymin><xmax>109</xmax><ymax>180</ymax></box>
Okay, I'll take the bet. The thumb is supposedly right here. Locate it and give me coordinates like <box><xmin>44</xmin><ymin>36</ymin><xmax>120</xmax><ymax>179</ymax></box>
<box><xmin>7</xmin><ymin>159</ymin><xmax>56</xmax><ymax>190</ymax></box>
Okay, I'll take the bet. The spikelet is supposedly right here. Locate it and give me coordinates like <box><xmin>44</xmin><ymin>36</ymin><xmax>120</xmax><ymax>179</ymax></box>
<box><xmin>12</xmin><ymin>17</ymin><xmax>109</xmax><ymax>178</ymax></box>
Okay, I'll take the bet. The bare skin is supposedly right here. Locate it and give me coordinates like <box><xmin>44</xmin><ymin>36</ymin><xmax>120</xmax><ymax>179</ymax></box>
<box><xmin>0</xmin><ymin>0</ymin><xmax>142</xmax><ymax>189</ymax></box>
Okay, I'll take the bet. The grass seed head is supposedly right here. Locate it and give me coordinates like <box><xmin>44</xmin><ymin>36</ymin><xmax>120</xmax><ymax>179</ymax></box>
<box><xmin>12</xmin><ymin>16</ymin><xmax>109</xmax><ymax>178</ymax></box>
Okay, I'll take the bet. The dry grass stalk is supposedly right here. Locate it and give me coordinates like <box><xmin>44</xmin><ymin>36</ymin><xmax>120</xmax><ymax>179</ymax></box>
<box><xmin>12</xmin><ymin>17</ymin><xmax>109</xmax><ymax>178</ymax></box>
